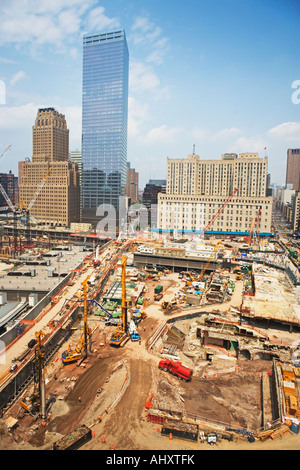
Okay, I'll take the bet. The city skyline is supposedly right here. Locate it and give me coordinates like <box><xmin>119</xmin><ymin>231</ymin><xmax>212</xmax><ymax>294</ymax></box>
<box><xmin>0</xmin><ymin>0</ymin><xmax>299</xmax><ymax>188</ymax></box>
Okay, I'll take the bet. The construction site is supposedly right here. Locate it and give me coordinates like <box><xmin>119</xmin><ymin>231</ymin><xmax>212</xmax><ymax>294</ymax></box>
<box><xmin>0</xmin><ymin>171</ymin><xmax>300</xmax><ymax>450</ymax></box>
<box><xmin>0</xmin><ymin>220</ymin><xmax>299</xmax><ymax>451</ymax></box>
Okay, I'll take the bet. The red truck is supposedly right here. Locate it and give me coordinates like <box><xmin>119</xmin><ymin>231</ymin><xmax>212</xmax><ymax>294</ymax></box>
<box><xmin>158</xmin><ymin>359</ymin><xmax>193</xmax><ymax>382</ymax></box>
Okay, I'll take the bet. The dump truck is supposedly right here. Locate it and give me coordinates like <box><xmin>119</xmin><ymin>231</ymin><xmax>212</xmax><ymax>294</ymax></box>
<box><xmin>158</xmin><ymin>359</ymin><xmax>193</xmax><ymax>382</ymax></box>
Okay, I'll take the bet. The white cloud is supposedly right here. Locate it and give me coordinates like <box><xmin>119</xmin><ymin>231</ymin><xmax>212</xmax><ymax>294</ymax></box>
<box><xmin>190</xmin><ymin>127</ymin><xmax>208</xmax><ymax>141</ymax></box>
<box><xmin>128</xmin><ymin>97</ymin><xmax>150</xmax><ymax>137</ymax></box>
<box><xmin>214</xmin><ymin>127</ymin><xmax>242</xmax><ymax>139</ymax></box>
<box><xmin>0</xmin><ymin>102</ymin><xmax>38</xmax><ymax>129</ymax></box>
<box><xmin>130</xmin><ymin>15</ymin><xmax>169</xmax><ymax>65</ymax></box>
<box><xmin>233</xmin><ymin>136</ymin><xmax>267</xmax><ymax>153</ymax></box>
<box><xmin>268</xmin><ymin>122</ymin><xmax>300</xmax><ymax>140</ymax></box>
<box><xmin>62</xmin><ymin>105</ymin><xmax>82</xmax><ymax>149</ymax></box>
<box><xmin>143</xmin><ymin>125</ymin><xmax>182</xmax><ymax>144</ymax></box>
<box><xmin>129</xmin><ymin>60</ymin><xmax>161</xmax><ymax>92</ymax></box>
<box><xmin>0</xmin><ymin>0</ymin><xmax>118</xmax><ymax>57</ymax></box>
<box><xmin>85</xmin><ymin>6</ymin><xmax>119</xmax><ymax>33</ymax></box>
<box><xmin>10</xmin><ymin>70</ymin><xmax>28</xmax><ymax>86</ymax></box>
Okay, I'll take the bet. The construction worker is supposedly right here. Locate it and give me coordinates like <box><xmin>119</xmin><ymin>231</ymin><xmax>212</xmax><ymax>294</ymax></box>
<box><xmin>78</xmin><ymin>396</ymin><xmax>82</xmax><ymax>403</ymax></box>
<box><xmin>105</xmin><ymin>407</ymin><xmax>108</xmax><ymax>414</ymax></box>
<box><xmin>98</xmin><ymin>415</ymin><xmax>102</xmax><ymax>423</ymax></box>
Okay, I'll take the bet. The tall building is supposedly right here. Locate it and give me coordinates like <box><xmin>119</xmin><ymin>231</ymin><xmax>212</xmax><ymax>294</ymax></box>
<box><xmin>158</xmin><ymin>153</ymin><xmax>273</xmax><ymax>235</ymax></box>
<box><xmin>70</xmin><ymin>150</ymin><xmax>82</xmax><ymax>183</ymax></box>
<box><xmin>126</xmin><ymin>163</ymin><xmax>139</xmax><ymax>204</ymax></box>
<box><xmin>0</xmin><ymin>171</ymin><xmax>18</xmax><ymax>208</ymax></box>
<box><xmin>19</xmin><ymin>108</ymin><xmax>80</xmax><ymax>227</ymax></box>
<box><xmin>286</xmin><ymin>149</ymin><xmax>300</xmax><ymax>191</ymax></box>
<box><xmin>81</xmin><ymin>30</ymin><xmax>129</xmax><ymax>226</ymax></box>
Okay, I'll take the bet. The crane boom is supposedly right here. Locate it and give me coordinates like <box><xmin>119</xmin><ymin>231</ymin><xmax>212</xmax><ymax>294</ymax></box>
<box><xmin>203</xmin><ymin>188</ymin><xmax>238</xmax><ymax>233</ymax></box>
<box><xmin>0</xmin><ymin>145</ymin><xmax>11</xmax><ymax>161</ymax></box>
<box><xmin>0</xmin><ymin>183</ymin><xmax>15</xmax><ymax>212</ymax></box>
<box><xmin>27</xmin><ymin>166</ymin><xmax>52</xmax><ymax>211</ymax></box>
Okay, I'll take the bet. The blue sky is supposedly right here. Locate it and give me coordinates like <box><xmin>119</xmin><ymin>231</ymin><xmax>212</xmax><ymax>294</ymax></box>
<box><xmin>0</xmin><ymin>0</ymin><xmax>299</xmax><ymax>187</ymax></box>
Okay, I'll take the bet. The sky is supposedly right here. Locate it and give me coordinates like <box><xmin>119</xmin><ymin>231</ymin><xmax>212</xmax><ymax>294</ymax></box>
<box><xmin>0</xmin><ymin>0</ymin><xmax>299</xmax><ymax>188</ymax></box>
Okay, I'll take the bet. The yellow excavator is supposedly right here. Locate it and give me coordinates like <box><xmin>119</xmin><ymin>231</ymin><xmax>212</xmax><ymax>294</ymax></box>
<box><xmin>109</xmin><ymin>255</ymin><xmax>129</xmax><ymax>347</ymax></box>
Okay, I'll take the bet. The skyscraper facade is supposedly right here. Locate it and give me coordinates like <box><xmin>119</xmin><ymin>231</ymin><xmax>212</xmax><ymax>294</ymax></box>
<box><xmin>81</xmin><ymin>30</ymin><xmax>129</xmax><ymax>225</ymax></box>
<box><xmin>19</xmin><ymin>108</ymin><xmax>80</xmax><ymax>226</ymax></box>
<box><xmin>286</xmin><ymin>148</ymin><xmax>300</xmax><ymax>191</ymax></box>
<box><xmin>158</xmin><ymin>152</ymin><xmax>273</xmax><ymax>235</ymax></box>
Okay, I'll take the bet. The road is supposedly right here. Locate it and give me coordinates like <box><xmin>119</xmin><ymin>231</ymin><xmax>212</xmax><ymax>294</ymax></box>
<box><xmin>0</xmin><ymin>257</ymin><xmax>96</xmax><ymax>379</ymax></box>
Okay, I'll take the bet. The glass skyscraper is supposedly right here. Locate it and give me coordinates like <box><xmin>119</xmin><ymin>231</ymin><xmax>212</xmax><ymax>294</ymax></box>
<box><xmin>81</xmin><ymin>30</ymin><xmax>129</xmax><ymax>225</ymax></box>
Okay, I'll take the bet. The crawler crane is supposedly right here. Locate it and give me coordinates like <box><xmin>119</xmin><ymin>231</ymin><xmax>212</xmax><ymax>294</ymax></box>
<box><xmin>61</xmin><ymin>276</ymin><xmax>92</xmax><ymax>364</ymax></box>
<box><xmin>109</xmin><ymin>255</ymin><xmax>129</xmax><ymax>347</ymax></box>
<box><xmin>20</xmin><ymin>330</ymin><xmax>47</xmax><ymax>418</ymax></box>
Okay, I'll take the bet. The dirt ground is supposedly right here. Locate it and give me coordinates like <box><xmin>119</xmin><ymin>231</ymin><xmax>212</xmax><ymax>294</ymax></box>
<box><xmin>1</xmin><ymin>272</ymin><xmax>300</xmax><ymax>451</ymax></box>
<box><xmin>1</xmin><ymin>319</ymin><xmax>299</xmax><ymax>451</ymax></box>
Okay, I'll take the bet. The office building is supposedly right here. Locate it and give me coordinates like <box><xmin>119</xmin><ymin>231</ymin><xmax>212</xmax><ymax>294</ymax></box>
<box><xmin>0</xmin><ymin>171</ymin><xmax>18</xmax><ymax>208</ymax></box>
<box><xmin>126</xmin><ymin>163</ymin><xmax>139</xmax><ymax>204</ymax></box>
<box><xmin>158</xmin><ymin>153</ymin><xmax>273</xmax><ymax>235</ymax></box>
<box><xmin>81</xmin><ymin>30</ymin><xmax>129</xmax><ymax>226</ymax></box>
<box><xmin>19</xmin><ymin>108</ymin><xmax>80</xmax><ymax>227</ymax></box>
<box><xmin>70</xmin><ymin>150</ymin><xmax>82</xmax><ymax>183</ymax></box>
<box><xmin>142</xmin><ymin>180</ymin><xmax>166</xmax><ymax>210</ymax></box>
<box><xmin>286</xmin><ymin>149</ymin><xmax>300</xmax><ymax>191</ymax></box>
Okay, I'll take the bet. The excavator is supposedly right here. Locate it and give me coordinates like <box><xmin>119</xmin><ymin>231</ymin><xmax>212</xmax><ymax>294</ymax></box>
<box><xmin>109</xmin><ymin>255</ymin><xmax>129</xmax><ymax>347</ymax></box>
<box><xmin>61</xmin><ymin>327</ymin><xmax>92</xmax><ymax>365</ymax></box>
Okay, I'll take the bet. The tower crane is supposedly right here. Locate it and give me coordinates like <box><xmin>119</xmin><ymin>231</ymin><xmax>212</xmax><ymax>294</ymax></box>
<box><xmin>109</xmin><ymin>255</ymin><xmax>129</xmax><ymax>347</ymax></box>
<box><xmin>0</xmin><ymin>183</ymin><xmax>15</xmax><ymax>212</ymax></box>
<box><xmin>248</xmin><ymin>207</ymin><xmax>261</xmax><ymax>246</ymax></box>
<box><xmin>23</xmin><ymin>166</ymin><xmax>52</xmax><ymax>246</ymax></box>
<box><xmin>202</xmin><ymin>188</ymin><xmax>238</xmax><ymax>234</ymax></box>
<box><xmin>0</xmin><ymin>145</ymin><xmax>11</xmax><ymax>162</ymax></box>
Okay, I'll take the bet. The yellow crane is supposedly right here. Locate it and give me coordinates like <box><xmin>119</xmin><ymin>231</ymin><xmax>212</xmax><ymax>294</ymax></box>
<box><xmin>197</xmin><ymin>241</ymin><xmax>222</xmax><ymax>282</ymax></box>
<box><xmin>20</xmin><ymin>330</ymin><xmax>46</xmax><ymax>418</ymax></box>
<box><xmin>61</xmin><ymin>275</ymin><xmax>92</xmax><ymax>364</ymax></box>
<box><xmin>109</xmin><ymin>255</ymin><xmax>128</xmax><ymax>347</ymax></box>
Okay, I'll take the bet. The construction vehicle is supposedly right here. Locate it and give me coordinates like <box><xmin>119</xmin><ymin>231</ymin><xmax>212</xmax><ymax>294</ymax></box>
<box><xmin>154</xmin><ymin>292</ymin><xmax>163</xmax><ymax>301</ymax></box>
<box><xmin>93</xmin><ymin>246</ymin><xmax>100</xmax><ymax>266</ymax></box>
<box><xmin>62</xmin><ymin>276</ymin><xmax>92</xmax><ymax>364</ymax></box>
<box><xmin>20</xmin><ymin>330</ymin><xmax>47</xmax><ymax>418</ymax></box>
<box><xmin>61</xmin><ymin>328</ymin><xmax>92</xmax><ymax>365</ymax></box>
<box><xmin>132</xmin><ymin>310</ymin><xmax>147</xmax><ymax>324</ymax></box>
<box><xmin>129</xmin><ymin>320</ymin><xmax>141</xmax><ymax>341</ymax></box>
<box><xmin>158</xmin><ymin>359</ymin><xmax>193</xmax><ymax>382</ymax></box>
<box><xmin>109</xmin><ymin>255</ymin><xmax>129</xmax><ymax>347</ymax></box>
<box><xmin>162</xmin><ymin>300</ymin><xmax>177</xmax><ymax>310</ymax></box>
